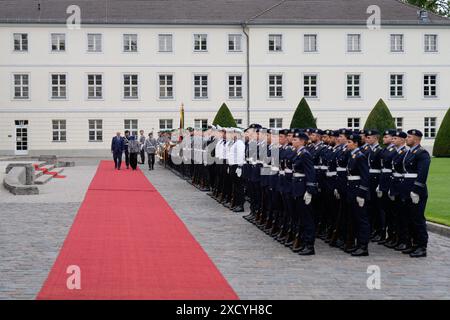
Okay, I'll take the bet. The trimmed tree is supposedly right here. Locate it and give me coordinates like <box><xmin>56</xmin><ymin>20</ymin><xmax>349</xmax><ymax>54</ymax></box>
<box><xmin>290</xmin><ymin>98</ymin><xmax>317</xmax><ymax>129</ymax></box>
<box><xmin>433</xmin><ymin>107</ymin><xmax>450</xmax><ymax>157</ymax></box>
<box><xmin>364</xmin><ymin>98</ymin><xmax>396</xmax><ymax>143</ymax></box>
<box><xmin>212</xmin><ymin>103</ymin><xmax>237</xmax><ymax>127</ymax></box>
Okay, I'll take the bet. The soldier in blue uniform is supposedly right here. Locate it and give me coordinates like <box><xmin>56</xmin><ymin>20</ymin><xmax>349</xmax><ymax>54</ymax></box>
<box><xmin>322</xmin><ymin>130</ymin><xmax>340</xmax><ymax>243</ymax></box>
<box><xmin>401</xmin><ymin>129</ymin><xmax>431</xmax><ymax>258</ymax></box>
<box><xmin>275</xmin><ymin>131</ymin><xmax>297</xmax><ymax>244</ymax></box>
<box><xmin>269</xmin><ymin>129</ymin><xmax>289</xmax><ymax>237</ymax></box>
<box><xmin>365</xmin><ymin>129</ymin><xmax>384</xmax><ymax>242</ymax></box>
<box><xmin>309</xmin><ymin>129</ymin><xmax>328</xmax><ymax>239</ymax></box>
<box><xmin>291</xmin><ymin>130</ymin><xmax>318</xmax><ymax>255</ymax></box>
<box><xmin>377</xmin><ymin>129</ymin><xmax>398</xmax><ymax>245</ymax></box>
<box><xmin>386</xmin><ymin>131</ymin><xmax>408</xmax><ymax>250</ymax></box>
<box><xmin>345</xmin><ymin>133</ymin><xmax>371</xmax><ymax>256</ymax></box>
<box><xmin>333</xmin><ymin>129</ymin><xmax>352</xmax><ymax>251</ymax></box>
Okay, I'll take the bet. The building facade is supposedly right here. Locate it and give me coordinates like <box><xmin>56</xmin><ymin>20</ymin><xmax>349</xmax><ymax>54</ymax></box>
<box><xmin>1</xmin><ymin>0</ymin><xmax>449</xmax><ymax>156</ymax></box>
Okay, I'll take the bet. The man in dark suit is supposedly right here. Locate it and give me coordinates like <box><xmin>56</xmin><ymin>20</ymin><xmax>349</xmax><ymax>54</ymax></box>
<box><xmin>111</xmin><ymin>132</ymin><xmax>125</xmax><ymax>170</ymax></box>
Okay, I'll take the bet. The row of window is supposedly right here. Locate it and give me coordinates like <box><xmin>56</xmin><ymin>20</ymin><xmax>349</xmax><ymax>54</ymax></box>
<box><xmin>12</xmin><ymin>32</ymin><xmax>440</xmax><ymax>54</ymax></box>
<box><xmin>12</xmin><ymin>73</ymin><xmax>439</xmax><ymax>100</ymax></box>
<box><xmin>45</xmin><ymin>116</ymin><xmax>437</xmax><ymax>143</ymax></box>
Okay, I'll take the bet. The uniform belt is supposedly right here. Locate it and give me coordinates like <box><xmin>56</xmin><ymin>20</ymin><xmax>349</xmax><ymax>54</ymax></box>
<box><xmin>284</xmin><ymin>169</ymin><xmax>293</xmax><ymax>174</ymax></box>
<box><xmin>293</xmin><ymin>173</ymin><xmax>305</xmax><ymax>178</ymax></box>
<box><xmin>326</xmin><ymin>172</ymin><xmax>337</xmax><ymax>177</ymax></box>
<box><xmin>404</xmin><ymin>173</ymin><xmax>418</xmax><ymax>178</ymax></box>
<box><xmin>369</xmin><ymin>169</ymin><xmax>381</xmax><ymax>174</ymax></box>
<box><xmin>279</xmin><ymin>171</ymin><xmax>286</xmax><ymax>175</ymax></box>
<box><xmin>337</xmin><ymin>167</ymin><xmax>347</xmax><ymax>172</ymax></box>
<box><xmin>393</xmin><ymin>173</ymin><xmax>403</xmax><ymax>178</ymax></box>
<box><xmin>381</xmin><ymin>169</ymin><xmax>392</xmax><ymax>173</ymax></box>
<box><xmin>347</xmin><ymin>176</ymin><xmax>361</xmax><ymax>181</ymax></box>
<box><xmin>314</xmin><ymin>165</ymin><xmax>321</xmax><ymax>170</ymax></box>
<box><xmin>263</xmin><ymin>164</ymin><xmax>270</xmax><ymax>168</ymax></box>
<box><xmin>320</xmin><ymin>166</ymin><xmax>328</xmax><ymax>170</ymax></box>
<box><xmin>271</xmin><ymin>167</ymin><xmax>280</xmax><ymax>172</ymax></box>
<box><xmin>256</xmin><ymin>160</ymin><xmax>264</xmax><ymax>164</ymax></box>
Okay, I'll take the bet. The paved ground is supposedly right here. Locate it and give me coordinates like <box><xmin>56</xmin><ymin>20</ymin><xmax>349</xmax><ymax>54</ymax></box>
<box><xmin>0</xmin><ymin>158</ymin><xmax>98</xmax><ymax>299</ymax></box>
<box><xmin>143</xmin><ymin>163</ymin><xmax>450</xmax><ymax>300</ymax></box>
<box><xmin>1</xmin><ymin>157</ymin><xmax>449</xmax><ymax>299</ymax></box>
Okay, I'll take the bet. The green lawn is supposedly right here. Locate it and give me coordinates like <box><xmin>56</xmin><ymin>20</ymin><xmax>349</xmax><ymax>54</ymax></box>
<box><xmin>426</xmin><ymin>158</ymin><xmax>450</xmax><ymax>226</ymax></box>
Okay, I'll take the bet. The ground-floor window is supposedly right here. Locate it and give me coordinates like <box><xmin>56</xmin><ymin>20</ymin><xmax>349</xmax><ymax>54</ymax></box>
<box><xmin>194</xmin><ymin>119</ymin><xmax>208</xmax><ymax>130</ymax></box>
<box><xmin>347</xmin><ymin>118</ymin><xmax>360</xmax><ymax>130</ymax></box>
<box><xmin>424</xmin><ymin>117</ymin><xmax>437</xmax><ymax>139</ymax></box>
<box><xmin>52</xmin><ymin>120</ymin><xmax>66</xmax><ymax>142</ymax></box>
<box><xmin>159</xmin><ymin>119</ymin><xmax>173</xmax><ymax>130</ymax></box>
<box><xmin>269</xmin><ymin>118</ymin><xmax>283</xmax><ymax>129</ymax></box>
<box><xmin>124</xmin><ymin>119</ymin><xmax>138</xmax><ymax>137</ymax></box>
<box><xmin>394</xmin><ymin>117</ymin><xmax>403</xmax><ymax>131</ymax></box>
<box><xmin>88</xmin><ymin>119</ymin><xmax>103</xmax><ymax>142</ymax></box>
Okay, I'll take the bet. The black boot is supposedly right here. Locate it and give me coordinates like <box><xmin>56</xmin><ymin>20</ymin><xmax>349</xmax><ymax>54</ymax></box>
<box><xmin>409</xmin><ymin>247</ymin><xmax>427</xmax><ymax>258</ymax></box>
<box><xmin>292</xmin><ymin>236</ymin><xmax>304</xmax><ymax>253</ymax></box>
<box><xmin>351</xmin><ymin>245</ymin><xmax>369</xmax><ymax>256</ymax></box>
<box><xmin>394</xmin><ymin>243</ymin><xmax>410</xmax><ymax>251</ymax></box>
<box><xmin>402</xmin><ymin>245</ymin><xmax>418</xmax><ymax>254</ymax></box>
<box><xmin>298</xmin><ymin>245</ymin><xmax>315</xmax><ymax>256</ymax></box>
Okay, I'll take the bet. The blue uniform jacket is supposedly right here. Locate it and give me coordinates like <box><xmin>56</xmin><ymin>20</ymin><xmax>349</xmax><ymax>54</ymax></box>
<box><xmin>111</xmin><ymin>136</ymin><xmax>125</xmax><ymax>153</ymax></box>
<box><xmin>402</xmin><ymin>145</ymin><xmax>431</xmax><ymax>198</ymax></box>
<box><xmin>346</xmin><ymin>148</ymin><xmax>370</xmax><ymax>201</ymax></box>
<box><xmin>292</xmin><ymin>147</ymin><xmax>318</xmax><ymax>198</ymax></box>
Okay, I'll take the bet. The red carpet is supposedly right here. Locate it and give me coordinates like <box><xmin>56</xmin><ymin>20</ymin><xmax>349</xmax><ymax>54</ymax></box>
<box><xmin>37</xmin><ymin>161</ymin><xmax>238</xmax><ymax>300</ymax></box>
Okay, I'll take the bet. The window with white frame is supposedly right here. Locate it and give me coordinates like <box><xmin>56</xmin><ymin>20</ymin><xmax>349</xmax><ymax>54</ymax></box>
<box><xmin>159</xmin><ymin>74</ymin><xmax>174</xmax><ymax>99</ymax></box>
<box><xmin>88</xmin><ymin>119</ymin><xmax>102</xmax><ymax>142</ymax></box>
<box><xmin>194</xmin><ymin>34</ymin><xmax>207</xmax><ymax>51</ymax></box>
<box><xmin>347</xmin><ymin>34</ymin><xmax>361</xmax><ymax>52</ymax></box>
<box><xmin>424</xmin><ymin>117</ymin><xmax>437</xmax><ymax>139</ymax></box>
<box><xmin>390</xmin><ymin>74</ymin><xmax>404</xmax><ymax>98</ymax></box>
<box><xmin>303</xmin><ymin>74</ymin><xmax>318</xmax><ymax>98</ymax></box>
<box><xmin>347</xmin><ymin>74</ymin><xmax>361</xmax><ymax>98</ymax></box>
<box><xmin>158</xmin><ymin>34</ymin><xmax>173</xmax><ymax>52</ymax></box>
<box><xmin>52</xmin><ymin>120</ymin><xmax>66</xmax><ymax>142</ymax></box>
<box><xmin>87</xmin><ymin>74</ymin><xmax>103</xmax><ymax>99</ymax></box>
<box><xmin>51</xmin><ymin>33</ymin><xmax>66</xmax><ymax>52</ymax></box>
<box><xmin>424</xmin><ymin>34</ymin><xmax>438</xmax><ymax>52</ymax></box>
<box><xmin>123</xmin><ymin>34</ymin><xmax>138</xmax><ymax>52</ymax></box>
<box><xmin>394</xmin><ymin>117</ymin><xmax>403</xmax><ymax>131</ymax></box>
<box><xmin>228</xmin><ymin>75</ymin><xmax>243</xmax><ymax>99</ymax></box>
<box><xmin>235</xmin><ymin>119</ymin><xmax>243</xmax><ymax>126</ymax></box>
<box><xmin>123</xmin><ymin>74</ymin><xmax>139</xmax><ymax>99</ymax></box>
<box><xmin>304</xmin><ymin>34</ymin><xmax>317</xmax><ymax>52</ymax></box>
<box><xmin>424</xmin><ymin>74</ymin><xmax>437</xmax><ymax>98</ymax></box>
<box><xmin>13</xmin><ymin>33</ymin><xmax>28</xmax><ymax>51</ymax></box>
<box><xmin>269</xmin><ymin>34</ymin><xmax>282</xmax><ymax>52</ymax></box>
<box><xmin>347</xmin><ymin>118</ymin><xmax>360</xmax><ymax>130</ymax></box>
<box><xmin>193</xmin><ymin>75</ymin><xmax>208</xmax><ymax>99</ymax></box>
<box><xmin>268</xmin><ymin>74</ymin><xmax>283</xmax><ymax>98</ymax></box>
<box><xmin>194</xmin><ymin>119</ymin><xmax>208</xmax><ymax>130</ymax></box>
<box><xmin>51</xmin><ymin>74</ymin><xmax>67</xmax><ymax>99</ymax></box>
<box><xmin>124</xmin><ymin>119</ymin><xmax>138</xmax><ymax>137</ymax></box>
<box><xmin>228</xmin><ymin>34</ymin><xmax>242</xmax><ymax>52</ymax></box>
<box><xmin>269</xmin><ymin>118</ymin><xmax>283</xmax><ymax>129</ymax></box>
<box><xmin>390</xmin><ymin>34</ymin><xmax>404</xmax><ymax>52</ymax></box>
<box><xmin>159</xmin><ymin>119</ymin><xmax>173</xmax><ymax>130</ymax></box>
<box><xmin>13</xmin><ymin>74</ymin><xmax>29</xmax><ymax>99</ymax></box>
<box><xmin>87</xmin><ymin>33</ymin><xmax>102</xmax><ymax>52</ymax></box>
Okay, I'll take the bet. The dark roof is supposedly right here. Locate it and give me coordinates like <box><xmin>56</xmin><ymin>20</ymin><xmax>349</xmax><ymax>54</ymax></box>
<box><xmin>0</xmin><ymin>0</ymin><xmax>449</xmax><ymax>25</ymax></box>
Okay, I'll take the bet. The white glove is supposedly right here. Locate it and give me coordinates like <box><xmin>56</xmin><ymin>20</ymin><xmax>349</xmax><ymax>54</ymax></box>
<box><xmin>376</xmin><ymin>186</ymin><xmax>383</xmax><ymax>198</ymax></box>
<box><xmin>389</xmin><ymin>194</ymin><xmax>395</xmax><ymax>201</ymax></box>
<box><xmin>304</xmin><ymin>192</ymin><xmax>312</xmax><ymax>206</ymax></box>
<box><xmin>410</xmin><ymin>192</ymin><xmax>420</xmax><ymax>204</ymax></box>
<box><xmin>356</xmin><ymin>196</ymin><xmax>365</xmax><ymax>208</ymax></box>
<box><xmin>334</xmin><ymin>189</ymin><xmax>340</xmax><ymax>200</ymax></box>
<box><xmin>227</xmin><ymin>167</ymin><xmax>230</xmax><ymax>174</ymax></box>
<box><xmin>236</xmin><ymin>167</ymin><xmax>242</xmax><ymax>177</ymax></box>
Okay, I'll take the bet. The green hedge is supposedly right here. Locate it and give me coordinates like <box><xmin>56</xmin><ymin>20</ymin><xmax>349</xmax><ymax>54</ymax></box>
<box><xmin>364</xmin><ymin>99</ymin><xmax>396</xmax><ymax>142</ymax></box>
<box><xmin>433</xmin><ymin>107</ymin><xmax>450</xmax><ymax>157</ymax></box>
<box><xmin>290</xmin><ymin>98</ymin><xmax>317</xmax><ymax>129</ymax></box>
<box><xmin>212</xmin><ymin>103</ymin><xmax>237</xmax><ymax>128</ymax></box>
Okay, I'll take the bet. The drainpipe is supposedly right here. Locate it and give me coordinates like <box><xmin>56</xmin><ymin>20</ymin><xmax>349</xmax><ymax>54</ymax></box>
<box><xmin>242</xmin><ymin>23</ymin><xmax>250</xmax><ymax>127</ymax></box>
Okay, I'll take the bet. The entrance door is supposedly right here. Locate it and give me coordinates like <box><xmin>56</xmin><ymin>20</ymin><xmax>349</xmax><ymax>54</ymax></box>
<box><xmin>14</xmin><ymin>120</ymin><xmax>29</xmax><ymax>155</ymax></box>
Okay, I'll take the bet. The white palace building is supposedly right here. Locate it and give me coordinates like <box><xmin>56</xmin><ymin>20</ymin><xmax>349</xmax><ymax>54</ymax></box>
<box><xmin>1</xmin><ymin>0</ymin><xmax>449</xmax><ymax>156</ymax></box>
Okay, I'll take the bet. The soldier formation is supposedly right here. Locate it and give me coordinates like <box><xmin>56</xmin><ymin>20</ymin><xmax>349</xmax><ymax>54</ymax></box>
<box><xmin>166</xmin><ymin>125</ymin><xmax>431</xmax><ymax>258</ymax></box>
